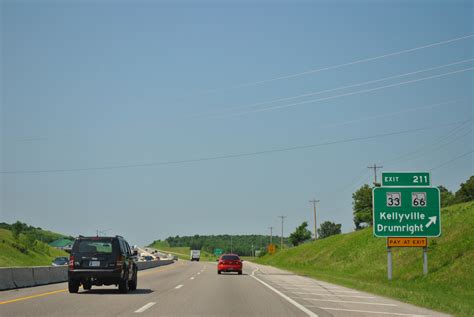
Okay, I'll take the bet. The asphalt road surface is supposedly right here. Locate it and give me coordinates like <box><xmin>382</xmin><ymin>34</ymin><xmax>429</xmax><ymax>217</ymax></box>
<box><xmin>0</xmin><ymin>261</ymin><xmax>449</xmax><ymax>316</ymax></box>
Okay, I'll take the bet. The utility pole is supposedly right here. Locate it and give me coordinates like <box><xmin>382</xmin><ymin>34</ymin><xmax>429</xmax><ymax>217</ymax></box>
<box><xmin>367</xmin><ymin>164</ymin><xmax>383</xmax><ymax>186</ymax></box>
<box><xmin>278</xmin><ymin>216</ymin><xmax>286</xmax><ymax>250</ymax></box>
<box><xmin>309</xmin><ymin>199</ymin><xmax>320</xmax><ymax>240</ymax></box>
<box><xmin>268</xmin><ymin>226</ymin><xmax>273</xmax><ymax>245</ymax></box>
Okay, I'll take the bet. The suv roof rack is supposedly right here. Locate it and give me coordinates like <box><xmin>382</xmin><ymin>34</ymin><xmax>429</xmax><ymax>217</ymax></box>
<box><xmin>115</xmin><ymin>235</ymin><xmax>124</xmax><ymax>239</ymax></box>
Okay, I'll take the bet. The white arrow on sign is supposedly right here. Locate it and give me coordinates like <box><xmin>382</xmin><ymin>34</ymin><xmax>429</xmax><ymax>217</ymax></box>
<box><xmin>425</xmin><ymin>216</ymin><xmax>437</xmax><ymax>228</ymax></box>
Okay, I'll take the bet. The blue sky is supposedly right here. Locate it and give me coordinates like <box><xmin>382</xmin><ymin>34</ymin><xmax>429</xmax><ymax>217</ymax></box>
<box><xmin>1</xmin><ymin>1</ymin><xmax>472</xmax><ymax>246</ymax></box>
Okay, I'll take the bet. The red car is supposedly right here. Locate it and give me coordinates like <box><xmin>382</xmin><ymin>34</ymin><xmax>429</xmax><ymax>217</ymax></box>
<box><xmin>217</xmin><ymin>254</ymin><xmax>243</xmax><ymax>275</ymax></box>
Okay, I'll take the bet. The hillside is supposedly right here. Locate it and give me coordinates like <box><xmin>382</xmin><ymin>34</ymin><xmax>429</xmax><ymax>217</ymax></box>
<box><xmin>0</xmin><ymin>229</ymin><xmax>69</xmax><ymax>267</ymax></box>
<box><xmin>255</xmin><ymin>201</ymin><xmax>474</xmax><ymax>317</ymax></box>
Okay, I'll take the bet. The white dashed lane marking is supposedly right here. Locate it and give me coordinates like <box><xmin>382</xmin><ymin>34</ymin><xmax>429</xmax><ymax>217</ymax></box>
<box><xmin>134</xmin><ymin>302</ymin><xmax>156</xmax><ymax>313</ymax></box>
<box><xmin>175</xmin><ymin>284</ymin><xmax>183</xmax><ymax>289</ymax></box>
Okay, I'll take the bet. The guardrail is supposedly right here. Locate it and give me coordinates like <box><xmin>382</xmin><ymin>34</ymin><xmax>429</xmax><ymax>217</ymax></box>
<box><xmin>0</xmin><ymin>259</ymin><xmax>175</xmax><ymax>291</ymax></box>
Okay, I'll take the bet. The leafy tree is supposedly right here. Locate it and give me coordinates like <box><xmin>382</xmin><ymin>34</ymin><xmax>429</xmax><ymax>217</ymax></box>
<box><xmin>454</xmin><ymin>175</ymin><xmax>474</xmax><ymax>203</ymax></box>
<box><xmin>11</xmin><ymin>221</ymin><xmax>25</xmax><ymax>239</ymax></box>
<box><xmin>438</xmin><ymin>185</ymin><xmax>455</xmax><ymax>207</ymax></box>
<box><xmin>317</xmin><ymin>221</ymin><xmax>342</xmax><ymax>239</ymax></box>
<box><xmin>352</xmin><ymin>184</ymin><xmax>373</xmax><ymax>229</ymax></box>
<box><xmin>289</xmin><ymin>221</ymin><xmax>312</xmax><ymax>246</ymax></box>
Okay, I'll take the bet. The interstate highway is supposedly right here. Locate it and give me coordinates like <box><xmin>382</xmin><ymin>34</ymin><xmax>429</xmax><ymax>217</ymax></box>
<box><xmin>0</xmin><ymin>261</ymin><xmax>448</xmax><ymax>317</ymax></box>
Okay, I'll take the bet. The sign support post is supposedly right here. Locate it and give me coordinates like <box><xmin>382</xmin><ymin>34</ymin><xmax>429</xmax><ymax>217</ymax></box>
<box><xmin>387</xmin><ymin>245</ymin><xmax>392</xmax><ymax>281</ymax></box>
<box><xmin>423</xmin><ymin>247</ymin><xmax>428</xmax><ymax>275</ymax></box>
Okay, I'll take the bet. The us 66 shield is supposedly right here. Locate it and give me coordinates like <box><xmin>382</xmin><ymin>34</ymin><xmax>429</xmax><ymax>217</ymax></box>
<box><xmin>373</xmin><ymin>187</ymin><xmax>440</xmax><ymax>237</ymax></box>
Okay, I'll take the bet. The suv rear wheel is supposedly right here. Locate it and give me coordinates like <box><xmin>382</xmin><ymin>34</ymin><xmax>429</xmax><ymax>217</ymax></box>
<box><xmin>128</xmin><ymin>270</ymin><xmax>137</xmax><ymax>291</ymax></box>
<box><xmin>118</xmin><ymin>273</ymin><xmax>130</xmax><ymax>293</ymax></box>
<box><xmin>68</xmin><ymin>279</ymin><xmax>80</xmax><ymax>293</ymax></box>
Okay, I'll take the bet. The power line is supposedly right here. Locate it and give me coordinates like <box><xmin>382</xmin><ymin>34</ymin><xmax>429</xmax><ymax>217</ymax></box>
<box><xmin>430</xmin><ymin>150</ymin><xmax>474</xmax><ymax>171</ymax></box>
<box><xmin>386</xmin><ymin>126</ymin><xmax>473</xmax><ymax>167</ymax></box>
<box><xmin>226</xmin><ymin>67</ymin><xmax>474</xmax><ymax>117</ymax></box>
<box><xmin>1</xmin><ymin>120</ymin><xmax>468</xmax><ymax>175</ymax></box>
<box><xmin>322</xmin><ymin>121</ymin><xmax>472</xmax><ymax>201</ymax></box>
<box><xmin>322</xmin><ymin>168</ymin><xmax>369</xmax><ymax>198</ymax></box>
<box><xmin>322</xmin><ymin>99</ymin><xmax>466</xmax><ymax>129</ymax></box>
<box><xmin>203</xmin><ymin>34</ymin><xmax>474</xmax><ymax>92</ymax></box>
<box><xmin>202</xmin><ymin>59</ymin><xmax>473</xmax><ymax>116</ymax></box>
<box><xmin>381</xmin><ymin>120</ymin><xmax>473</xmax><ymax>165</ymax></box>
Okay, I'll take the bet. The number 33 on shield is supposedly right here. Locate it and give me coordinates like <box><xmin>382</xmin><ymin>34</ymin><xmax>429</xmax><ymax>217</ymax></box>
<box><xmin>386</xmin><ymin>192</ymin><xmax>401</xmax><ymax>207</ymax></box>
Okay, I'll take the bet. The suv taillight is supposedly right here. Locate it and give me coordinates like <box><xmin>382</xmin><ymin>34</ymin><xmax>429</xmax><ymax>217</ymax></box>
<box><xmin>69</xmin><ymin>255</ymin><xmax>74</xmax><ymax>270</ymax></box>
<box><xmin>116</xmin><ymin>255</ymin><xmax>124</xmax><ymax>268</ymax></box>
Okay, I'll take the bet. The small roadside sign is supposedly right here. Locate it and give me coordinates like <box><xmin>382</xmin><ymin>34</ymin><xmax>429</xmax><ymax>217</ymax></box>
<box><xmin>382</xmin><ymin>172</ymin><xmax>431</xmax><ymax>187</ymax></box>
<box><xmin>387</xmin><ymin>237</ymin><xmax>427</xmax><ymax>247</ymax></box>
<box><xmin>268</xmin><ymin>244</ymin><xmax>276</xmax><ymax>254</ymax></box>
<box><xmin>214</xmin><ymin>248</ymin><xmax>223</xmax><ymax>256</ymax></box>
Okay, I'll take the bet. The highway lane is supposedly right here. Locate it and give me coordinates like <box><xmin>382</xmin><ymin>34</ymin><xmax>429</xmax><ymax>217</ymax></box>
<box><xmin>0</xmin><ymin>261</ymin><xmax>449</xmax><ymax>316</ymax></box>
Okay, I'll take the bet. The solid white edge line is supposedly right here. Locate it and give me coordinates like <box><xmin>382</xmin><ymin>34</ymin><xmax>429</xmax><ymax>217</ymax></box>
<box><xmin>290</xmin><ymin>292</ymin><xmax>374</xmax><ymax>299</ymax></box>
<box><xmin>310</xmin><ymin>306</ymin><xmax>428</xmax><ymax>316</ymax></box>
<box><xmin>282</xmin><ymin>287</ymin><xmax>360</xmax><ymax>293</ymax></box>
<box><xmin>298</xmin><ymin>298</ymin><xmax>397</xmax><ymax>306</ymax></box>
<box><xmin>175</xmin><ymin>284</ymin><xmax>183</xmax><ymax>289</ymax></box>
<box><xmin>134</xmin><ymin>302</ymin><xmax>156</xmax><ymax>313</ymax></box>
<box><xmin>250</xmin><ymin>268</ymin><xmax>318</xmax><ymax>317</ymax></box>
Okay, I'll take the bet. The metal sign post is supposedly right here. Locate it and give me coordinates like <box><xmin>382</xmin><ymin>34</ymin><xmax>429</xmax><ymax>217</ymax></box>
<box><xmin>423</xmin><ymin>247</ymin><xmax>428</xmax><ymax>275</ymax></box>
<box><xmin>387</xmin><ymin>245</ymin><xmax>392</xmax><ymax>281</ymax></box>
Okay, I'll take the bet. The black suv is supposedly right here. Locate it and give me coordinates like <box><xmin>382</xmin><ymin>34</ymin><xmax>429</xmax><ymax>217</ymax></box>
<box><xmin>68</xmin><ymin>235</ymin><xmax>138</xmax><ymax>293</ymax></box>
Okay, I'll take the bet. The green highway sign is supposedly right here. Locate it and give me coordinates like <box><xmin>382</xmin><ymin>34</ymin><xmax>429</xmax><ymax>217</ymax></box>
<box><xmin>373</xmin><ymin>187</ymin><xmax>440</xmax><ymax>237</ymax></box>
<box><xmin>382</xmin><ymin>172</ymin><xmax>431</xmax><ymax>187</ymax></box>
<box><xmin>214</xmin><ymin>248</ymin><xmax>223</xmax><ymax>256</ymax></box>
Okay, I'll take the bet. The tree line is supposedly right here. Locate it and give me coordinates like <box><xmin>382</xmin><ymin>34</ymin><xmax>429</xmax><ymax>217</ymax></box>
<box><xmin>154</xmin><ymin>234</ymin><xmax>289</xmax><ymax>256</ymax></box>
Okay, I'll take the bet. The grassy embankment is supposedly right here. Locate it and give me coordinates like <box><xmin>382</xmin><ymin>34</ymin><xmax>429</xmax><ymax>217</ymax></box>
<box><xmin>148</xmin><ymin>241</ymin><xmax>216</xmax><ymax>261</ymax></box>
<box><xmin>0</xmin><ymin>229</ymin><xmax>68</xmax><ymax>267</ymax></box>
<box><xmin>254</xmin><ymin>201</ymin><xmax>474</xmax><ymax>317</ymax></box>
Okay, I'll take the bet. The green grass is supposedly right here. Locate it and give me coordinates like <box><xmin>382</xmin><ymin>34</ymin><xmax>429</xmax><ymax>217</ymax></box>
<box><xmin>254</xmin><ymin>201</ymin><xmax>474</xmax><ymax>317</ymax></box>
<box><xmin>0</xmin><ymin>229</ymin><xmax>69</xmax><ymax>267</ymax></box>
<box><xmin>148</xmin><ymin>241</ymin><xmax>216</xmax><ymax>261</ymax></box>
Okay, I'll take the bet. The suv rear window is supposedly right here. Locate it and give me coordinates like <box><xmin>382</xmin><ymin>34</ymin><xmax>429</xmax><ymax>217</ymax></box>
<box><xmin>222</xmin><ymin>255</ymin><xmax>240</xmax><ymax>260</ymax></box>
<box><xmin>73</xmin><ymin>239</ymin><xmax>116</xmax><ymax>254</ymax></box>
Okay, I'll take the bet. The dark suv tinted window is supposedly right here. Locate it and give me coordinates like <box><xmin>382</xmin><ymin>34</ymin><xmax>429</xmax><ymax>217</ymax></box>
<box><xmin>73</xmin><ymin>238</ymin><xmax>116</xmax><ymax>254</ymax></box>
<box><xmin>222</xmin><ymin>255</ymin><xmax>240</xmax><ymax>260</ymax></box>
<box><xmin>118</xmin><ymin>239</ymin><xmax>130</xmax><ymax>255</ymax></box>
